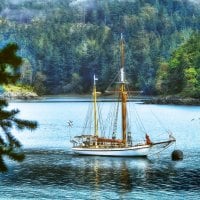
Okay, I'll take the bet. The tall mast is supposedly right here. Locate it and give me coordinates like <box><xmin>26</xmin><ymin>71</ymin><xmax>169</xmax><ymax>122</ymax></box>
<box><xmin>93</xmin><ymin>74</ymin><xmax>98</xmax><ymax>137</ymax></box>
<box><xmin>120</xmin><ymin>33</ymin><xmax>127</xmax><ymax>146</ymax></box>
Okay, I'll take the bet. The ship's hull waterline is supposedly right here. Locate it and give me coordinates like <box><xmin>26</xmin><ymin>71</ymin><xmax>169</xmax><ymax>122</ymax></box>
<box><xmin>72</xmin><ymin>145</ymin><xmax>151</xmax><ymax>157</ymax></box>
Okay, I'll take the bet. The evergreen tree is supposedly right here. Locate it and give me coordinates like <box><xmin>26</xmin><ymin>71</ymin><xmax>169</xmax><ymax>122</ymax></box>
<box><xmin>156</xmin><ymin>32</ymin><xmax>200</xmax><ymax>97</ymax></box>
<box><xmin>0</xmin><ymin>43</ymin><xmax>38</xmax><ymax>172</ymax></box>
<box><xmin>1</xmin><ymin>0</ymin><xmax>200</xmax><ymax>95</ymax></box>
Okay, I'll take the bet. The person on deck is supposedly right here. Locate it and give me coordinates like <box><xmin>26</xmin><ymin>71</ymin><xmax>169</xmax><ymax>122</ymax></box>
<box><xmin>145</xmin><ymin>134</ymin><xmax>152</xmax><ymax>145</ymax></box>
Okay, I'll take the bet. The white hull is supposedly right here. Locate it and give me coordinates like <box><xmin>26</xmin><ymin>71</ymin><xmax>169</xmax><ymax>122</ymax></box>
<box><xmin>72</xmin><ymin>145</ymin><xmax>151</xmax><ymax>157</ymax></box>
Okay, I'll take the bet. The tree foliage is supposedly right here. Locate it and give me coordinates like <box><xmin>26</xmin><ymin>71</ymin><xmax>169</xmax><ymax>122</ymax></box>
<box><xmin>0</xmin><ymin>44</ymin><xmax>22</xmax><ymax>84</ymax></box>
<box><xmin>0</xmin><ymin>0</ymin><xmax>200</xmax><ymax>95</ymax></box>
<box><xmin>156</xmin><ymin>32</ymin><xmax>200</xmax><ymax>98</ymax></box>
<box><xmin>0</xmin><ymin>43</ymin><xmax>38</xmax><ymax>172</ymax></box>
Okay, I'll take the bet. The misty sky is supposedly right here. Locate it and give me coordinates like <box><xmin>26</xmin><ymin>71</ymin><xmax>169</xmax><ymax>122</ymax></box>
<box><xmin>1</xmin><ymin>0</ymin><xmax>200</xmax><ymax>22</ymax></box>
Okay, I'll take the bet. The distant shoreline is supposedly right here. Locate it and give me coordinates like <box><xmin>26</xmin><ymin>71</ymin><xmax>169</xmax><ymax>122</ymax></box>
<box><xmin>1</xmin><ymin>91</ymin><xmax>38</xmax><ymax>100</ymax></box>
<box><xmin>144</xmin><ymin>96</ymin><xmax>200</xmax><ymax>106</ymax></box>
<box><xmin>2</xmin><ymin>93</ymin><xmax>200</xmax><ymax>105</ymax></box>
<box><xmin>42</xmin><ymin>94</ymin><xmax>200</xmax><ymax>105</ymax></box>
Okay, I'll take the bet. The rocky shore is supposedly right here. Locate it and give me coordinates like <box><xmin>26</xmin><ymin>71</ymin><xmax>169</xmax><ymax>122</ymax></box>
<box><xmin>1</xmin><ymin>91</ymin><xmax>38</xmax><ymax>100</ymax></box>
<box><xmin>145</xmin><ymin>96</ymin><xmax>200</xmax><ymax>105</ymax></box>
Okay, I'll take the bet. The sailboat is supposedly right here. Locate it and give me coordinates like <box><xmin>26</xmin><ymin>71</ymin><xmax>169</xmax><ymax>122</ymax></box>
<box><xmin>71</xmin><ymin>34</ymin><xmax>176</xmax><ymax>157</ymax></box>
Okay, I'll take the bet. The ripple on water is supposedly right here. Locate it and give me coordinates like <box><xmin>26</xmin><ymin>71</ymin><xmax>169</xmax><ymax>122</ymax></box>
<box><xmin>1</xmin><ymin>149</ymin><xmax>200</xmax><ymax>199</ymax></box>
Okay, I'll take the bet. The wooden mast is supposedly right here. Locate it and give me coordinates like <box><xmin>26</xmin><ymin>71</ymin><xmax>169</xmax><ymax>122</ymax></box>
<box><xmin>120</xmin><ymin>34</ymin><xmax>127</xmax><ymax>146</ymax></box>
<box><xmin>93</xmin><ymin>75</ymin><xmax>98</xmax><ymax>137</ymax></box>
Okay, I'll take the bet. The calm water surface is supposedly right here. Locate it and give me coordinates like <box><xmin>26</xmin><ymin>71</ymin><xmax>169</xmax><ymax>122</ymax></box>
<box><xmin>0</xmin><ymin>99</ymin><xmax>200</xmax><ymax>200</ymax></box>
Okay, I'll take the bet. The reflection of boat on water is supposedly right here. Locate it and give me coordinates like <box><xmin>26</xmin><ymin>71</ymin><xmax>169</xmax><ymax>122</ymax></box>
<box><xmin>71</xmin><ymin>156</ymin><xmax>151</xmax><ymax>194</ymax></box>
<box><xmin>71</xmin><ymin>34</ymin><xmax>175</xmax><ymax>157</ymax></box>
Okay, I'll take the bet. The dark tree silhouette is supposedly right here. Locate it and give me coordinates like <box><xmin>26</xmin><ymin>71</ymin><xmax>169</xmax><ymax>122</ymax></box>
<box><xmin>0</xmin><ymin>43</ymin><xmax>38</xmax><ymax>172</ymax></box>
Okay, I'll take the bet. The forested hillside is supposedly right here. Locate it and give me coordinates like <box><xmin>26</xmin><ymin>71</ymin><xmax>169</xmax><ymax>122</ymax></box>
<box><xmin>0</xmin><ymin>0</ymin><xmax>200</xmax><ymax>95</ymax></box>
<box><xmin>156</xmin><ymin>32</ymin><xmax>200</xmax><ymax>98</ymax></box>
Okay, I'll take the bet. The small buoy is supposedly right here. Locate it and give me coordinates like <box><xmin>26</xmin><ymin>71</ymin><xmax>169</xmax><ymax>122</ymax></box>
<box><xmin>171</xmin><ymin>150</ymin><xmax>183</xmax><ymax>161</ymax></box>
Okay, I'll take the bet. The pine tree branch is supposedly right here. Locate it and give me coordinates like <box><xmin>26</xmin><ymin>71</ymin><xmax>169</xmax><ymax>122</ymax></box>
<box><xmin>0</xmin><ymin>109</ymin><xmax>20</xmax><ymax>120</ymax></box>
<box><xmin>7</xmin><ymin>149</ymin><xmax>25</xmax><ymax>162</ymax></box>
<box><xmin>0</xmin><ymin>43</ymin><xmax>37</xmax><ymax>172</ymax></box>
<box><xmin>0</xmin><ymin>155</ymin><xmax>8</xmax><ymax>172</ymax></box>
<box><xmin>13</xmin><ymin>119</ymin><xmax>38</xmax><ymax>130</ymax></box>
<box><xmin>0</xmin><ymin>99</ymin><xmax>8</xmax><ymax>108</ymax></box>
<box><xmin>6</xmin><ymin>132</ymin><xmax>22</xmax><ymax>148</ymax></box>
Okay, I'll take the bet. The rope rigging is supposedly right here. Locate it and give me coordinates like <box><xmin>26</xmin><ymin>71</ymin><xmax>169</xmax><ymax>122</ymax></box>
<box><xmin>112</xmin><ymin>93</ymin><xmax>120</xmax><ymax>134</ymax></box>
<box><xmin>82</xmin><ymin>102</ymin><xmax>92</xmax><ymax>135</ymax></box>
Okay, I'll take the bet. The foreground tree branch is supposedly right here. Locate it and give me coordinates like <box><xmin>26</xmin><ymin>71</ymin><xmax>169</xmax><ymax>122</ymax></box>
<box><xmin>0</xmin><ymin>43</ymin><xmax>38</xmax><ymax>172</ymax></box>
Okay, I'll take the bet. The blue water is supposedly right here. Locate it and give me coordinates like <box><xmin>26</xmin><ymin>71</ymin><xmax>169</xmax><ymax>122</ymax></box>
<box><xmin>0</xmin><ymin>99</ymin><xmax>200</xmax><ymax>200</ymax></box>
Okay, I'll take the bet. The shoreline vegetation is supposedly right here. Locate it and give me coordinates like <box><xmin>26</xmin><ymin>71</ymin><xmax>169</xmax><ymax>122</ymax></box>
<box><xmin>1</xmin><ymin>85</ymin><xmax>199</xmax><ymax>105</ymax></box>
<box><xmin>1</xmin><ymin>84</ymin><xmax>38</xmax><ymax>100</ymax></box>
<box><xmin>1</xmin><ymin>89</ymin><xmax>199</xmax><ymax>105</ymax></box>
<box><xmin>145</xmin><ymin>96</ymin><xmax>200</xmax><ymax>106</ymax></box>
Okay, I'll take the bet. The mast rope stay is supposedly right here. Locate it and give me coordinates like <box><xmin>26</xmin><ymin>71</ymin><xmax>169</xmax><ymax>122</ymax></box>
<box><xmin>129</xmin><ymin>96</ymin><xmax>147</xmax><ymax>134</ymax></box>
<box><xmin>97</xmin><ymin>102</ymin><xmax>106</xmax><ymax>138</ymax></box>
<box><xmin>112</xmin><ymin>93</ymin><xmax>120</xmax><ymax>134</ymax></box>
<box><xmin>82</xmin><ymin>98</ymin><xmax>92</xmax><ymax>135</ymax></box>
<box><xmin>104</xmin><ymin>71</ymin><xmax>121</xmax><ymax>93</ymax></box>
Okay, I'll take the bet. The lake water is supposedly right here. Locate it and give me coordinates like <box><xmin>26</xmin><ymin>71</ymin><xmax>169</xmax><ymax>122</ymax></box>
<box><xmin>0</xmin><ymin>98</ymin><xmax>200</xmax><ymax>200</ymax></box>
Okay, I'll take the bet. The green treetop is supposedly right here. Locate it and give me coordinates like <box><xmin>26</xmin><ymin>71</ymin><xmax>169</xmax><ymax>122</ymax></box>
<box><xmin>156</xmin><ymin>32</ymin><xmax>200</xmax><ymax>98</ymax></box>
